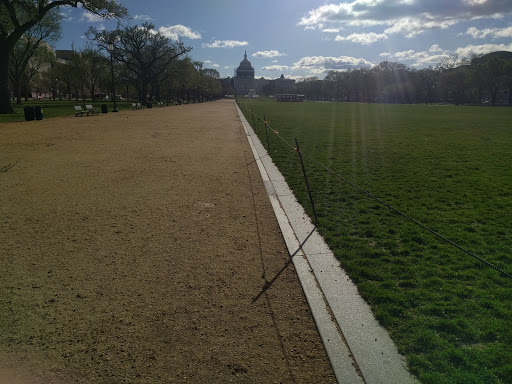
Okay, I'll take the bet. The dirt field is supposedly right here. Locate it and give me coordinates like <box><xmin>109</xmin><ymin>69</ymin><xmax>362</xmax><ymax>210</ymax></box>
<box><xmin>0</xmin><ymin>100</ymin><xmax>335</xmax><ymax>383</ymax></box>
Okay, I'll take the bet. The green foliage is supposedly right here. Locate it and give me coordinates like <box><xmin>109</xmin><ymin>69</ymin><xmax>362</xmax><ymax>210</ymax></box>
<box><xmin>240</xmin><ymin>100</ymin><xmax>512</xmax><ymax>383</ymax></box>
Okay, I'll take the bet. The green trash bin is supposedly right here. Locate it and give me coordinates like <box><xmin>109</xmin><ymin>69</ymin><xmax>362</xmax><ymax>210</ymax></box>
<box><xmin>101</xmin><ymin>104</ymin><xmax>108</xmax><ymax>113</ymax></box>
<box><xmin>24</xmin><ymin>106</ymin><xmax>35</xmax><ymax>121</ymax></box>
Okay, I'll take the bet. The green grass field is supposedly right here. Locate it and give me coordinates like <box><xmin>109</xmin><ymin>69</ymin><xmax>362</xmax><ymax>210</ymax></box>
<box><xmin>239</xmin><ymin>100</ymin><xmax>512</xmax><ymax>384</ymax></box>
<box><xmin>0</xmin><ymin>99</ymin><xmax>138</xmax><ymax>123</ymax></box>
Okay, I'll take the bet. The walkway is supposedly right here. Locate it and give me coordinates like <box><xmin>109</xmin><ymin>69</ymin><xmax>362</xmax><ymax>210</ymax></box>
<box><xmin>0</xmin><ymin>100</ymin><xmax>335</xmax><ymax>383</ymax></box>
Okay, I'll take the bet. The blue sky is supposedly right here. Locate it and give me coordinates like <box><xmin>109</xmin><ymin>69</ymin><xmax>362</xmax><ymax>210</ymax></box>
<box><xmin>55</xmin><ymin>0</ymin><xmax>512</xmax><ymax>80</ymax></box>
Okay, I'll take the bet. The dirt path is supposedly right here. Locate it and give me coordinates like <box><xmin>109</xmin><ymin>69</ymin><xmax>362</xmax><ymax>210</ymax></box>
<box><xmin>0</xmin><ymin>100</ymin><xmax>335</xmax><ymax>383</ymax></box>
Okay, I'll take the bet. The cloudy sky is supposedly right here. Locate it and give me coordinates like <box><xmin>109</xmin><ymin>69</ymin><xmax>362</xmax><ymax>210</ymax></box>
<box><xmin>56</xmin><ymin>0</ymin><xmax>512</xmax><ymax>80</ymax></box>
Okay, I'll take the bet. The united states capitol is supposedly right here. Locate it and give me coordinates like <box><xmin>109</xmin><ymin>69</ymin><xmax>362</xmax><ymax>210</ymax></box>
<box><xmin>220</xmin><ymin>51</ymin><xmax>295</xmax><ymax>97</ymax></box>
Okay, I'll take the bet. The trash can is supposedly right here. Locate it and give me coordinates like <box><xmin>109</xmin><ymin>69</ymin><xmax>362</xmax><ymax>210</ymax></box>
<box><xmin>147</xmin><ymin>102</ymin><xmax>152</xmax><ymax>109</ymax></box>
<box><xmin>24</xmin><ymin>106</ymin><xmax>35</xmax><ymax>121</ymax></box>
<box><xmin>34</xmin><ymin>106</ymin><xmax>43</xmax><ymax>120</ymax></box>
<box><xmin>101</xmin><ymin>104</ymin><xmax>108</xmax><ymax>113</ymax></box>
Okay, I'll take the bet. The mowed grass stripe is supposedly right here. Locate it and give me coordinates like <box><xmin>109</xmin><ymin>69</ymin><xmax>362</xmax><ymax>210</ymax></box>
<box><xmin>240</xmin><ymin>100</ymin><xmax>512</xmax><ymax>384</ymax></box>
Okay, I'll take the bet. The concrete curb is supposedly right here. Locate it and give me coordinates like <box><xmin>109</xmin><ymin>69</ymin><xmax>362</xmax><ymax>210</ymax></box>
<box><xmin>237</xmin><ymin>105</ymin><xmax>418</xmax><ymax>384</ymax></box>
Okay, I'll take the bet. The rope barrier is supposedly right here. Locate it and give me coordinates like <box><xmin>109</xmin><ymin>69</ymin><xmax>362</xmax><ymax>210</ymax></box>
<box><xmin>238</xmin><ymin>102</ymin><xmax>512</xmax><ymax>279</ymax></box>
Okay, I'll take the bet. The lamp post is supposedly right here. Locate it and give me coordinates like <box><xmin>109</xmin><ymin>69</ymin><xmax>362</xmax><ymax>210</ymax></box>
<box><xmin>53</xmin><ymin>78</ymin><xmax>58</xmax><ymax>100</ymax></box>
<box><xmin>108</xmin><ymin>42</ymin><xmax>118</xmax><ymax>112</ymax></box>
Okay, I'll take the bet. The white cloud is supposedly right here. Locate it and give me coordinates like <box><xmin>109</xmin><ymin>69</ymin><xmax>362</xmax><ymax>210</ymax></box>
<box><xmin>59</xmin><ymin>10</ymin><xmax>74</xmax><ymax>22</ymax></box>
<box><xmin>380</xmin><ymin>47</ymin><xmax>452</xmax><ymax>66</ymax></box>
<box><xmin>463</xmin><ymin>25</ymin><xmax>512</xmax><ymax>39</ymax></box>
<box><xmin>133</xmin><ymin>14</ymin><xmax>152</xmax><ymax>21</ymax></box>
<box><xmin>463</xmin><ymin>0</ymin><xmax>489</xmax><ymax>5</ymax></box>
<box><xmin>322</xmin><ymin>28</ymin><xmax>341</xmax><ymax>33</ymax></box>
<box><xmin>261</xmin><ymin>65</ymin><xmax>290</xmax><ymax>71</ymax></box>
<box><xmin>203</xmin><ymin>61</ymin><xmax>220</xmax><ymax>68</ymax></box>
<box><xmin>465</xmin><ymin>26</ymin><xmax>493</xmax><ymax>38</ymax></box>
<box><xmin>392</xmin><ymin>49</ymin><xmax>418</xmax><ymax>59</ymax></box>
<box><xmin>158</xmin><ymin>25</ymin><xmax>201</xmax><ymax>40</ymax></box>
<box><xmin>417</xmin><ymin>53</ymin><xmax>453</xmax><ymax>66</ymax></box>
<box><xmin>298</xmin><ymin>3</ymin><xmax>354</xmax><ymax>27</ymax></box>
<box><xmin>272</xmin><ymin>60</ymin><xmax>278</xmax><ymax>63</ymax></box>
<box><xmin>383</xmin><ymin>17</ymin><xmax>458</xmax><ymax>38</ymax></box>
<box><xmin>144</xmin><ymin>26</ymin><xmax>158</xmax><ymax>35</ymax></box>
<box><xmin>252</xmin><ymin>50</ymin><xmax>285</xmax><ymax>58</ymax></box>
<box><xmin>202</xmin><ymin>40</ymin><xmax>248</xmax><ymax>48</ymax></box>
<box><xmin>429</xmin><ymin>44</ymin><xmax>443</xmax><ymax>53</ymax></box>
<box><xmin>335</xmin><ymin>32</ymin><xmax>388</xmax><ymax>45</ymax></box>
<box><xmin>81</xmin><ymin>11</ymin><xmax>102</xmax><ymax>23</ymax></box>
<box><xmin>287</xmin><ymin>75</ymin><xmax>313</xmax><ymax>82</ymax></box>
<box><xmin>292</xmin><ymin>55</ymin><xmax>373</xmax><ymax>74</ymax></box>
<box><xmin>455</xmin><ymin>43</ymin><xmax>512</xmax><ymax>58</ymax></box>
<box><xmin>298</xmin><ymin>0</ymin><xmax>512</xmax><ymax>38</ymax></box>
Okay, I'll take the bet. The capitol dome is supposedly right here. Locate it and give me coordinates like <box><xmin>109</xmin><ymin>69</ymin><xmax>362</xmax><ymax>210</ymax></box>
<box><xmin>235</xmin><ymin>51</ymin><xmax>255</xmax><ymax>78</ymax></box>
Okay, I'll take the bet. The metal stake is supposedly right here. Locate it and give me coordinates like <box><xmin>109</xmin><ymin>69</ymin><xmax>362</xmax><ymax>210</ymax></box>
<box><xmin>264</xmin><ymin>114</ymin><xmax>270</xmax><ymax>152</ymax></box>
<box><xmin>295</xmin><ymin>138</ymin><xmax>318</xmax><ymax>226</ymax></box>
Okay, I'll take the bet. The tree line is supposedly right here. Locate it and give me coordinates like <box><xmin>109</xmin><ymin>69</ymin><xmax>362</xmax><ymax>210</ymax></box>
<box><xmin>294</xmin><ymin>53</ymin><xmax>512</xmax><ymax>106</ymax></box>
<box><xmin>2</xmin><ymin>1</ymin><xmax>511</xmax><ymax>114</ymax></box>
<box><xmin>1</xmin><ymin>1</ymin><xmax>222</xmax><ymax>114</ymax></box>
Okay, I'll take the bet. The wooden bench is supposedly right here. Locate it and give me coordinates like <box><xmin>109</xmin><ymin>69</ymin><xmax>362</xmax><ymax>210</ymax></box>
<box><xmin>136</xmin><ymin>102</ymin><xmax>143</xmax><ymax>109</ymax></box>
<box><xmin>74</xmin><ymin>106</ymin><xmax>84</xmax><ymax>117</ymax></box>
<box><xmin>131</xmin><ymin>103</ymin><xmax>138</xmax><ymax>110</ymax></box>
<box><xmin>85</xmin><ymin>104</ymin><xmax>99</xmax><ymax>115</ymax></box>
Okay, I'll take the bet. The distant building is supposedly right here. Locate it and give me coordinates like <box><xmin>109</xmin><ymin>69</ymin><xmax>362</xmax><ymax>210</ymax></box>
<box><xmin>234</xmin><ymin>51</ymin><xmax>255</xmax><ymax>95</ymax></box>
<box><xmin>274</xmin><ymin>74</ymin><xmax>295</xmax><ymax>93</ymax></box>
<box><xmin>226</xmin><ymin>52</ymin><xmax>296</xmax><ymax>97</ymax></box>
<box><xmin>255</xmin><ymin>74</ymin><xmax>296</xmax><ymax>95</ymax></box>
<box><xmin>55</xmin><ymin>50</ymin><xmax>74</xmax><ymax>64</ymax></box>
<box><xmin>254</xmin><ymin>77</ymin><xmax>271</xmax><ymax>93</ymax></box>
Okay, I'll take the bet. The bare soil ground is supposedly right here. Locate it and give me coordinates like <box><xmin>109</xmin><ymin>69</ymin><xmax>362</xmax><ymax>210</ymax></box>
<box><xmin>0</xmin><ymin>100</ymin><xmax>335</xmax><ymax>383</ymax></box>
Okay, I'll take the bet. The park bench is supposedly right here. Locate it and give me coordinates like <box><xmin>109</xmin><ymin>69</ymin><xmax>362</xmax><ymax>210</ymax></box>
<box><xmin>136</xmin><ymin>102</ymin><xmax>143</xmax><ymax>109</ymax></box>
<box><xmin>85</xmin><ymin>105</ymin><xmax>99</xmax><ymax>115</ymax></box>
<box><xmin>131</xmin><ymin>103</ymin><xmax>138</xmax><ymax>110</ymax></box>
<box><xmin>157</xmin><ymin>102</ymin><xmax>164</xmax><ymax>107</ymax></box>
<box><xmin>74</xmin><ymin>106</ymin><xmax>84</xmax><ymax>117</ymax></box>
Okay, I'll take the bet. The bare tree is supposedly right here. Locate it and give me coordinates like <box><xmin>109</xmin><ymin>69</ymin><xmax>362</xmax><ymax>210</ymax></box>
<box><xmin>23</xmin><ymin>43</ymin><xmax>55</xmax><ymax>99</ymax></box>
<box><xmin>0</xmin><ymin>0</ymin><xmax>127</xmax><ymax>113</ymax></box>
<box><xmin>82</xmin><ymin>47</ymin><xmax>108</xmax><ymax>102</ymax></box>
<box><xmin>88</xmin><ymin>23</ymin><xmax>191</xmax><ymax>105</ymax></box>
<box><xmin>8</xmin><ymin>8</ymin><xmax>61</xmax><ymax>104</ymax></box>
